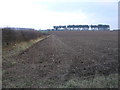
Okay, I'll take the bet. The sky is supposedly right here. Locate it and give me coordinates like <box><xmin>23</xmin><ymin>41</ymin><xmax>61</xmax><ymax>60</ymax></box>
<box><xmin>0</xmin><ymin>0</ymin><xmax>119</xmax><ymax>30</ymax></box>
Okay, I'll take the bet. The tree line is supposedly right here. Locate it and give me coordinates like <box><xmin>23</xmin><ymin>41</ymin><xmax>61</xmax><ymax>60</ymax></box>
<box><xmin>53</xmin><ymin>24</ymin><xmax>110</xmax><ymax>31</ymax></box>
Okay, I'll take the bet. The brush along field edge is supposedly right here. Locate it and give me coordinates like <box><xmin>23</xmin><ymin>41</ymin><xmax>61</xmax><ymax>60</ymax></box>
<box><xmin>0</xmin><ymin>29</ymin><xmax>2</xmax><ymax>89</ymax></box>
<box><xmin>3</xmin><ymin>35</ymin><xmax>51</xmax><ymax>58</ymax></box>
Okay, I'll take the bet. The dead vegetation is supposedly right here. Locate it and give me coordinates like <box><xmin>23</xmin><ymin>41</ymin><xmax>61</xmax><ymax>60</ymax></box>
<box><xmin>2</xmin><ymin>28</ymin><xmax>48</xmax><ymax>47</ymax></box>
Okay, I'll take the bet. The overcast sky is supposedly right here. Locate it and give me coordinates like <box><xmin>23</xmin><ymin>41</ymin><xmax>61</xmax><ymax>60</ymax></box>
<box><xmin>0</xmin><ymin>0</ymin><xmax>119</xmax><ymax>30</ymax></box>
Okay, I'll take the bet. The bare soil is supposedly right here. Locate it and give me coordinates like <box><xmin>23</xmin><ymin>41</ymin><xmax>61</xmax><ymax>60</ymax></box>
<box><xmin>2</xmin><ymin>31</ymin><xmax>118</xmax><ymax>88</ymax></box>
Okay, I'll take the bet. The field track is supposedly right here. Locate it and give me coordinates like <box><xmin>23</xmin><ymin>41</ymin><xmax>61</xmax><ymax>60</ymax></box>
<box><xmin>3</xmin><ymin>31</ymin><xmax>118</xmax><ymax>88</ymax></box>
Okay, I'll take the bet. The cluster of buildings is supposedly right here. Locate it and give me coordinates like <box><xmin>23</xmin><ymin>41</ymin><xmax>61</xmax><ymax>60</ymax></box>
<box><xmin>53</xmin><ymin>24</ymin><xmax>110</xmax><ymax>31</ymax></box>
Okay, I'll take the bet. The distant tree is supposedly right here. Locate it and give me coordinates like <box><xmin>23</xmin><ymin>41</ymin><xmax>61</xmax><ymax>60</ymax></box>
<box><xmin>104</xmin><ymin>25</ymin><xmax>110</xmax><ymax>30</ymax></box>
<box><xmin>82</xmin><ymin>25</ymin><xmax>89</xmax><ymax>30</ymax></box>
<box><xmin>98</xmin><ymin>24</ymin><xmax>105</xmax><ymax>30</ymax></box>
<box><xmin>53</xmin><ymin>26</ymin><xmax>58</xmax><ymax>31</ymax></box>
<box><xmin>97</xmin><ymin>24</ymin><xmax>110</xmax><ymax>31</ymax></box>
<box><xmin>85</xmin><ymin>25</ymin><xmax>89</xmax><ymax>30</ymax></box>
<box><xmin>91</xmin><ymin>25</ymin><xmax>98</xmax><ymax>30</ymax></box>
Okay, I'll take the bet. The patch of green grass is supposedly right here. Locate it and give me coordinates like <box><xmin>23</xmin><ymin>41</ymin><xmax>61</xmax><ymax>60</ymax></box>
<box><xmin>60</xmin><ymin>73</ymin><xmax>118</xmax><ymax>88</ymax></box>
<box><xmin>39</xmin><ymin>30</ymin><xmax>49</xmax><ymax>33</ymax></box>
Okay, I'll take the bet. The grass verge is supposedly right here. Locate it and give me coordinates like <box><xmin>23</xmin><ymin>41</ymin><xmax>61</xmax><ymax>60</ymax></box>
<box><xmin>3</xmin><ymin>35</ymin><xmax>50</xmax><ymax>57</ymax></box>
<box><xmin>59</xmin><ymin>73</ymin><xmax>118</xmax><ymax>88</ymax></box>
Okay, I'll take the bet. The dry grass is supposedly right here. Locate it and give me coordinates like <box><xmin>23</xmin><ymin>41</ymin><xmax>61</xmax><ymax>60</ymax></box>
<box><xmin>3</xmin><ymin>35</ymin><xmax>50</xmax><ymax>57</ymax></box>
<box><xmin>2</xmin><ymin>35</ymin><xmax>50</xmax><ymax>70</ymax></box>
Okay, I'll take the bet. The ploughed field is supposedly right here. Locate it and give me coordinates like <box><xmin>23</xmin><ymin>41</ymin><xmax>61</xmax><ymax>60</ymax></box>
<box><xmin>3</xmin><ymin>31</ymin><xmax>118</xmax><ymax>88</ymax></box>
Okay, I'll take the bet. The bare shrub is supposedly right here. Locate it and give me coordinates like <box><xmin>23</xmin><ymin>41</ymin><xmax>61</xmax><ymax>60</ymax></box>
<box><xmin>2</xmin><ymin>28</ymin><xmax>47</xmax><ymax>47</ymax></box>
